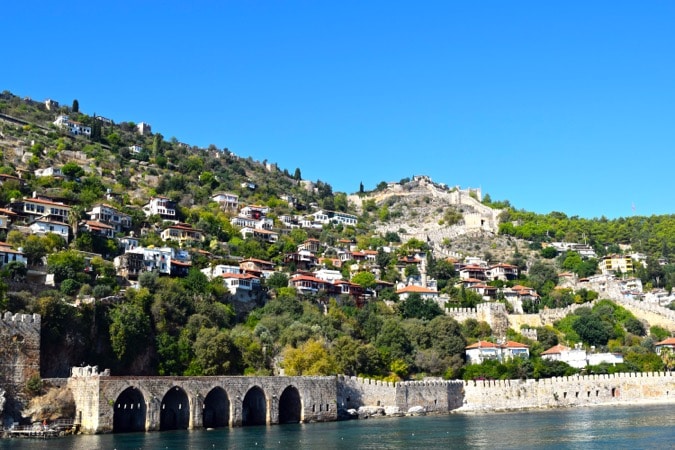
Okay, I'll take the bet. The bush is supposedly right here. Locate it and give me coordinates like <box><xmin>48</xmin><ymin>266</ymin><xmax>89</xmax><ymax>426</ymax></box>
<box><xmin>92</xmin><ymin>284</ymin><xmax>113</xmax><ymax>299</ymax></box>
<box><xmin>26</xmin><ymin>374</ymin><xmax>43</xmax><ymax>396</ymax></box>
<box><xmin>59</xmin><ymin>278</ymin><xmax>81</xmax><ymax>296</ymax></box>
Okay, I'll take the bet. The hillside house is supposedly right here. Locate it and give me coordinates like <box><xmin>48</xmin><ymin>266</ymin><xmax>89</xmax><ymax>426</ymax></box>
<box><xmin>396</xmin><ymin>284</ymin><xmax>438</xmax><ymax>301</ymax></box>
<box><xmin>459</xmin><ymin>264</ymin><xmax>488</xmax><ymax>281</ymax></box>
<box><xmin>0</xmin><ymin>208</ymin><xmax>17</xmax><ymax>230</ymax></box>
<box><xmin>599</xmin><ymin>255</ymin><xmax>634</xmax><ymax>275</ymax></box>
<box><xmin>0</xmin><ymin>243</ymin><xmax>27</xmax><ymax>268</ymax></box>
<box><xmin>143</xmin><ymin>196</ymin><xmax>177</xmax><ymax>220</ymax></box>
<box><xmin>161</xmin><ymin>223</ymin><xmax>205</xmax><ymax>244</ymax></box>
<box><xmin>87</xmin><ymin>204</ymin><xmax>132</xmax><ymax>232</ymax></box>
<box><xmin>211</xmin><ymin>192</ymin><xmax>239</xmax><ymax>210</ymax></box>
<box><xmin>541</xmin><ymin>344</ymin><xmax>623</xmax><ymax>368</ymax></box>
<box><xmin>29</xmin><ymin>218</ymin><xmax>70</xmax><ymax>243</ymax></box>
<box><xmin>54</xmin><ymin>115</ymin><xmax>92</xmax><ymax>136</ymax></box>
<box><xmin>240</xmin><ymin>227</ymin><xmax>279</xmax><ymax>243</ymax></box>
<box><xmin>284</xmin><ymin>250</ymin><xmax>317</xmax><ymax>270</ymax></box>
<box><xmin>34</xmin><ymin>167</ymin><xmax>64</xmax><ymax>178</ymax></box>
<box><xmin>239</xmin><ymin>258</ymin><xmax>275</xmax><ymax>278</ymax></box>
<box><xmin>221</xmin><ymin>273</ymin><xmax>261</xmax><ymax>298</ymax></box>
<box><xmin>15</xmin><ymin>196</ymin><xmax>71</xmax><ymax>224</ymax></box>
<box><xmin>655</xmin><ymin>338</ymin><xmax>675</xmax><ymax>355</ymax></box>
<box><xmin>465</xmin><ymin>340</ymin><xmax>530</xmax><ymax>365</ymax></box>
<box><xmin>312</xmin><ymin>210</ymin><xmax>358</xmax><ymax>227</ymax></box>
<box><xmin>80</xmin><ymin>220</ymin><xmax>115</xmax><ymax>239</ymax></box>
<box><xmin>201</xmin><ymin>264</ymin><xmax>241</xmax><ymax>280</ymax></box>
<box><xmin>290</xmin><ymin>273</ymin><xmax>331</xmax><ymax>295</ymax></box>
<box><xmin>488</xmin><ymin>263</ymin><xmax>519</xmax><ymax>281</ymax></box>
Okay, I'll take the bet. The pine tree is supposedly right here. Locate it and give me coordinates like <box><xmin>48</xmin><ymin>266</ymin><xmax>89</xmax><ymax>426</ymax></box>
<box><xmin>72</xmin><ymin>99</ymin><xmax>79</xmax><ymax>113</ymax></box>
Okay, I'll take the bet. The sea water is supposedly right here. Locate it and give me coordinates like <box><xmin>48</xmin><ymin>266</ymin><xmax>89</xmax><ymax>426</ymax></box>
<box><xmin>2</xmin><ymin>403</ymin><xmax>673</xmax><ymax>449</ymax></box>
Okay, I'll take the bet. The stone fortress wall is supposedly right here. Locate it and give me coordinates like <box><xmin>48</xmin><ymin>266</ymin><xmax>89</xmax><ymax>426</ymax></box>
<box><xmin>340</xmin><ymin>371</ymin><xmax>675</xmax><ymax>415</ymax></box>
<box><xmin>0</xmin><ymin>312</ymin><xmax>41</xmax><ymax>421</ymax></box>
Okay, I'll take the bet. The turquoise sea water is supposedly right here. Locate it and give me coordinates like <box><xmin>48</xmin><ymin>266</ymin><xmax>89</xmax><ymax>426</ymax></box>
<box><xmin>2</xmin><ymin>403</ymin><xmax>674</xmax><ymax>449</ymax></box>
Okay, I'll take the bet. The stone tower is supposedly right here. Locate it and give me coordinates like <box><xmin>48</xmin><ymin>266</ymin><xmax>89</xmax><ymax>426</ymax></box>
<box><xmin>0</xmin><ymin>312</ymin><xmax>41</xmax><ymax>425</ymax></box>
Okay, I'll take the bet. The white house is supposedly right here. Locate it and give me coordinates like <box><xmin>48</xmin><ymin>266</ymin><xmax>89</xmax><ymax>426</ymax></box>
<box><xmin>29</xmin><ymin>218</ymin><xmax>70</xmax><ymax>242</ymax></box>
<box><xmin>221</xmin><ymin>273</ymin><xmax>261</xmax><ymax>297</ymax></box>
<box><xmin>655</xmin><ymin>338</ymin><xmax>675</xmax><ymax>355</ymax></box>
<box><xmin>87</xmin><ymin>203</ymin><xmax>132</xmax><ymax>232</ymax></box>
<box><xmin>465</xmin><ymin>340</ymin><xmax>530</xmax><ymax>365</ymax></box>
<box><xmin>54</xmin><ymin>115</ymin><xmax>92</xmax><ymax>136</ymax></box>
<box><xmin>201</xmin><ymin>265</ymin><xmax>241</xmax><ymax>280</ymax></box>
<box><xmin>34</xmin><ymin>167</ymin><xmax>64</xmax><ymax>178</ymax></box>
<box><xmin>312</xmin><ymin>210</ymin><xmax>358</xmax><ymax>227</ymax></box>
<box><xmin>20</xmin><ymin>197</ymin><xmax>71</xmax><ymax>223</ymax></box>
<box><xmin>211</xmin><ymin>192</ymin><xmax>239</xmax><ymax>210</ymax></box>
<box><xmin>143</xmin><ymin>196</ymin><xmax>177</xmax><ymax>220</ymax></box>
<box><xmin>0</xmin><ymin>244</ymin><xmax>27</xmax><ymax>268</ymax></box>
<box><xmin>541</xmin><ymin>344</ymin><xmax>624</xmax><ymax>368</ymax></box>
<box><xmin>395</xmin><ymin>285</ymin><xmax>438</xmax><ymax>301</ymax></box>
<box><xmin>240</xmin><ymin>227</ymin><xmax>279</xmax><ymax>243</ymax></box>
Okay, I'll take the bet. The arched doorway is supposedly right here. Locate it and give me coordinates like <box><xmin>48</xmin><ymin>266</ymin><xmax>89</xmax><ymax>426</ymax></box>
<box><xmin>203</xmin><ymin>387</ymin><xmax>230</xmax><ymax>428</ymax></box>
<box><xmin>242</xmin><ymin>386</ymin><xmax>267</xmax><ymax>426</ymax></box>
<box><xmin>278</xmin><ymin>386</ymin><xmax>302</xmax><ymax>424</ymax></box>
<box><xmin>160</xmin><ymin>386</ymin><xmax>190</xmax><ymax>431</ymax></box>
<box><xmin>113</xmin><ymin>387</ymin><xmax>146</xmax><ymax>433</ymax></box>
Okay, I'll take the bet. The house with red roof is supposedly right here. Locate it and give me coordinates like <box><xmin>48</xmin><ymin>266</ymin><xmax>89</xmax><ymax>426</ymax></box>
<box><xmin>655</xmin><ymin>337</ymin><xmax>675</xmax><ymax>355</ymax></box>
<box><xmin>221</xmin><ymin>272</ymin><xmax>261</xmax><ymax>299</ymax></box>
<box><xmin>465</xmin><ymin>340</ymin><xmax>530</xmax><ymax>364</ymax></box>
<box><xmin>395</xmin><ymin>284</ymin><xmax>438</xmax><ymax>301</ymax></box>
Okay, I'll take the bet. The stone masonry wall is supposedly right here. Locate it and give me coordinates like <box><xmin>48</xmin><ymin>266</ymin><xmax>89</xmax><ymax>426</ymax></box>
<box><xmin>0</xmin><ymin>312</ymin><xmax>41</xmax><ymax>423</ymax></box>
<box><xmin>462</xmin><ymin>371</ymin><xmax>675</xmax><ymax>411</ymax></box>
<box><xmin>68</xmin><ymin>372</ymin><xmax>337</xmax><ymax>433</ymax></box>
<box><xmin>337</xmin><ymin>376</ymin><xmax>464</xmax><ymax>414</ymax></box>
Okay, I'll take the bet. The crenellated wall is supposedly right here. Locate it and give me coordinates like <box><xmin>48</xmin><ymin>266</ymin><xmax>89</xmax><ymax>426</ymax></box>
<box><xmin>461</xmin><ymin>371</ymin><xmax>675</xmax><ymax>412</ymax></box>
<box><xmin>336</xmin><ymin>376</ymin><xmax>464</xmax><ymax>413</ymax></box>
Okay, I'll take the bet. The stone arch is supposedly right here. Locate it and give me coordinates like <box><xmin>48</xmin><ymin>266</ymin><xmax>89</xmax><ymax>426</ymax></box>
<box><xmin>113</xmin><ymin>386</ymin><xmax>146</xmax><ymax>433</ymax></box>
<box><xmin>203</xmin><ymin>386</ymin><xmax>230</xmax><ymax>429</ymax></box>
<box><xmin>160</xmin><ymin>386</ymin><xmax>190</xmax><ymax>431</ymax></box>
<box><xmin>278</xmin><ymin>385</ymin><xmax>302</xmax><ymax>424</ymax></box>
<box><xmin>242</xmin><ymin>386</ymin><xmax>267</xmax><ymax>426</ymax></box>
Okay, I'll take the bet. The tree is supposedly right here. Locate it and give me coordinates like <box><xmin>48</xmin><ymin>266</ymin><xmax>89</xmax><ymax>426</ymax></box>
<box><xmin>109</xmin><ymin>302</ymin><xmax>152</xmax><ymax>363</ymax></box>
<box><xmin>61</xmin><ymin>162</ymin><xmax>85</xmax><ymax>179</ymax></box>
<box><xmin>399</xmin><ymin>294</ymin><xmax>443</xmax><ymax>321</ymax></box>
<box><xmin>47</xmin><ymin>250</ymin><xmax>86</xmax><ymax>283</ymax></box>
<box><xmin>191</xmin><ymin>327</ymin><xmax>239</xmax><ymax>375</ymax></box>
<box><xmin>72</xmin><ymin>99</ymin><xmax>79</xmax><ymax>113</ymax></box>
<box><xmin>266</xmin><ymin>272</ymin><xmax>289</xmax><ymax>290</ymax></box>
<box><xmin>281</xmin><ymin>339</ymin><xmax>337</xmax><ymax>375</ymax></box>
<box><xmin>351</xmin><ymin>271</ymin><xmax>376</xmax><ymax>289</ymax></box>
<box><xmin>572</xmin><ymin>312</ymin><xmax>614</xmax><ymax>347</ymax></box>
<box><xmin>293</xmin><ymin>168</ymin><xmax>302</xmax><ymax>180</ymax></box>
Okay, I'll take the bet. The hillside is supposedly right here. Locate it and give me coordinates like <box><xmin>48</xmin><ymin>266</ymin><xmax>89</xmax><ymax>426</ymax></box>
<box><xmin>0</xmin><ymin>89</ymin><xmax>672</xmax><ymax>394</ymax></box>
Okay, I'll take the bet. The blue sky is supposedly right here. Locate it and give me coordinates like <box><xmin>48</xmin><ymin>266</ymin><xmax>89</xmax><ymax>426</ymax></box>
<box><xmin>4</xmin><ymin>1</ymin><xmax>675</xmax><ymax>219</ymax></box>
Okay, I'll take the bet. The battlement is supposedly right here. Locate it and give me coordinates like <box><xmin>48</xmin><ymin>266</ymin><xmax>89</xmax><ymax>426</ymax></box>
<box><xmin>2</xmin><ymin>311</ymin><xmax>41</xmax><ymax>324</ymax></box>
<box><xmin>445</xmin><ymin>307</ymin><xmax>477</xmax><ymax>314</ymax></box>
<box><xmin>71</xmin><ymin>365</ymin><xmax>111</xmax><ymax>378</ymax></box>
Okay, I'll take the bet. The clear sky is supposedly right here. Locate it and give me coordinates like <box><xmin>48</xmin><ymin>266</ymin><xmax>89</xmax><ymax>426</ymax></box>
<box><xmin>4</xmin><ymin>1</ymin><xmax>675</xmax><ymax>219</ymax></box>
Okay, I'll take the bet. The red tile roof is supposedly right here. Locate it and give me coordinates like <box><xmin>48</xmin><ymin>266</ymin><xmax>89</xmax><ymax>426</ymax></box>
<box><xmin>541</xmin><ymin>344</ymin><xmax>571</xmax><ymax>355</ymax></box>
<box><xmin>655</xmin><ymin>337</ymin><xmax>675</xmax><ymax>346</ymax></box>
<box><xmin>465</xmin><ymin>340</ymin><xmax>499</xmax><ymax>349</ymax></box>
<box><xmin>396</xmin><ymin>285</ymin><xmax>437</xmax><ymax>294</ymax></box>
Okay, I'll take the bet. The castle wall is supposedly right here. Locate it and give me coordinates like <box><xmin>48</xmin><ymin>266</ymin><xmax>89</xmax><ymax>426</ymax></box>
<box><xmin>336</xmin><ymin>376</ymin><xmax>464</xmax><ymax>413</ymax></box>
<box><xmin>462</xmin><ymin>371</ymin><xmax>675</xmax><ymax>412</ymax></box>
<box><xmin>0</xmin><ymin>312</ymin><xmax>41</xmax><ymax>422</ymax></box>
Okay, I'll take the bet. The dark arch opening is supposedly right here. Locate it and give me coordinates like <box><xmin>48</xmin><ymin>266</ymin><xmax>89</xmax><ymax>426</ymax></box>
<box><xmin>278</xmin><ymin>386</ymin><xmax>302</xmax><ymax>424</ymax></box>
<box><xmin>203</xmin><ymin>387</ymin><xmax>230</xmax><ymax>429</ymax></box>
<box><xmin>242</xmin><ymin>386</ymin><xmax>267</xmax><ymax>426</ymax></box>
<box><xmin>160</xmin><ymin>386</ymin><xmax>190</xmax><ymax>431</ymax></box>
<box><xmin>113</xmin><ymin>387</ymin><xmax>146</xmax><ymax>433</ymax></box>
